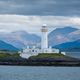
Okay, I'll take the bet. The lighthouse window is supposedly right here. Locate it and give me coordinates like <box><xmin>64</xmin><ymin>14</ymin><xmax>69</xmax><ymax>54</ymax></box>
<box><xmin>32</xmin><ymin>50</ymin><xmax>34</xmax><ymax>52</ymax></box>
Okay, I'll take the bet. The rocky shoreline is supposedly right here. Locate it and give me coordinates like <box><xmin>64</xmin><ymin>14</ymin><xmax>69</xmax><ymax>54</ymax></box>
<box><xmin>0</xmin><ymin>53</ymin><xmax>80</xmax><ymax>66</ymax></box>
<box><xmin>0</xmin><ymin>58</ymin><xmax>80</xmax><ymax>66</ymax></box>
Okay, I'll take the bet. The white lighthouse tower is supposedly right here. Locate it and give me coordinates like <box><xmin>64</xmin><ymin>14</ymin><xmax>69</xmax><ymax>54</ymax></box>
<box><xmin>41</xmin><ymin>24</ymin><xmax>48</xmax><ymax>52</ymax></box>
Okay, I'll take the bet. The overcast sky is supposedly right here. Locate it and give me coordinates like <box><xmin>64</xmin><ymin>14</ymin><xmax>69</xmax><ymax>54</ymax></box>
<box><xmin>0</xmin><ymin>0</ymin><xmax>80</xmax><ymax>34</ymax></box>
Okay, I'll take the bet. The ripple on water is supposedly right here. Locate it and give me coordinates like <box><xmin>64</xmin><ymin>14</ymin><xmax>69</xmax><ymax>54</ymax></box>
<box><xmin>0</xmin><ymin>66</ymin><xmax>80</xmax><ymax>80</ymax></box>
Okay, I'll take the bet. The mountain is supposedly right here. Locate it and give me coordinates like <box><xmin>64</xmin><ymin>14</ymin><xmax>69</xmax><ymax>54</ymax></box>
<box><xmin>10</xmin><ymin>30</ymin><xmax>41</xmax><ymax>47</ymax></box>
<box><xmin>48</xmin><ymin>26</ymin><xmax>79</xmax><ymax>46</ymax></box>
<box><xmin>0</xmin><ymin>40</ymin><xmax>19</xmax><ymax>51</ymax></box>
<box><xmin>0</xmin><ymin>30</ymin><xmax>40</xmax><ymax>49</ymax></box>
<box><xmin>0</xmin><ymin>33</ymin><xmax>25</xmax><ymax>49</ymax></box>
<box><xmin>54</xmin><ymin>39</ymin><xmax>80</xmax><ymax>52</ymax></box>
<box><xmin>0</xmin><ymin>26</ymin><xmax>79</xmax><ymax>50</ymax></box>
<box><xmin>49</xmin><ymin>27</ymin><xmax>78</xmax><ymax>35</ymax></box>
<box><xmin>68</xmin><ymin>30</ymin><xmax>80</xmax><ymax>41</ymax></box>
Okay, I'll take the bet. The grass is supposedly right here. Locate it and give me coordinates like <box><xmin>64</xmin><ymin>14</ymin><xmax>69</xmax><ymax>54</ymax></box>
<box><xmin>0</xmin><ymin>53</ymin><xmax>20</xmax><ymax>58</ymax></box>
<box><xmin>29</xmin><ymin>53</ymin><xmax>79</xmax><ymax>62</ymax></box>
<box><xmin>29</xmin><ymin>53</ymin><xmax>65</xmax><ymax>59</ymax></box>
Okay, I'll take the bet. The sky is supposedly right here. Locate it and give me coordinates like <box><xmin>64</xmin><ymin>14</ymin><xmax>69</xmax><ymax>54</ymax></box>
<box><xmin>0</xmin><ymin>0</ymin><xmax>80</xmax><ymax>34</ymax></box>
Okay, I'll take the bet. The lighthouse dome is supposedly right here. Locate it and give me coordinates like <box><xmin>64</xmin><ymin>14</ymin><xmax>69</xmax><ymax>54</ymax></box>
<box><xmin>42</xmin><ymin>24</ymin><xmax>47</xmax><ymax>27</ymax></box>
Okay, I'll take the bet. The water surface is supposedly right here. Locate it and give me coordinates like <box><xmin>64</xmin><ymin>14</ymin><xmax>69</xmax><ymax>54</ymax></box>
<box><xmin>0</xmin><ymin>66</ymin><xmax>80</xmax><ymax>80</ymax></box>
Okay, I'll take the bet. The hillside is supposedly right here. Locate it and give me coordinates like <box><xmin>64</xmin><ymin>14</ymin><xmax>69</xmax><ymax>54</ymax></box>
<box><xmin>0</xmin><ymin>30</ymin><xmax>40</xmax><ymax>49</ymax></box>
<box><xmin>54</xmin><ymin>39</ymin><xmax>80</xmax><ymax>52</ymax></box>
<box><xmin>48</xmin><ymin>26</ymin><xmax>79</xmax><ymax>46</ymax></box>
<box><xmin>0</xmin><ymin>40</ymin><xmax>19</xmax><ymax>51</ymax></box>
<box><xmin>68</xmin><ymin>30</ymin><xmax>80</xmax><ymax>41</ymax></box>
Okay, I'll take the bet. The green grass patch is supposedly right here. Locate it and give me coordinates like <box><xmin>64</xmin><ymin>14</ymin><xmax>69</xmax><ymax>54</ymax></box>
<box><xmin>29</xmin><ymin>53</ymin><xmax>65</xmax><ymax>59</ymax></box>
<box><xmin>0</xmin><ymin>53</ymin><xmax>20</xmax><ymax>58</ymax></box>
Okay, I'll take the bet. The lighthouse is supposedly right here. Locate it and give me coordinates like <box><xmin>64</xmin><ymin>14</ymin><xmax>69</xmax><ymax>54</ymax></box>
<box><xmin>41</xmin><ymin>24</ymin><xmax>48</xmax><ymax>50</ymax></box>
<box><xmin>20</xmin><ymin>24</ymin><xmax>61</xmax><ymax>58</ymax></box>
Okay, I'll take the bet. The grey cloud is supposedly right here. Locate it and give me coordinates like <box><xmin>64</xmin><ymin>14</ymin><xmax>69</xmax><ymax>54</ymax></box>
<box><xmin>0</xmin><ymin>0</ymin><xmax>80</xmax><ymax>16</ymax></box>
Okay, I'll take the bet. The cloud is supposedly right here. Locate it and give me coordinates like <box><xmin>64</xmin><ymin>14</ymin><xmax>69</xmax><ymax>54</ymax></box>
<box><xmin>0</xmin><ymin>0</ymin><xmax>80</xmax><ymax>16</ymax></box>
<box><xmin>0</xmin><ymin>29</ymin><xmax>11</xmax><ymax>33</ymax></box>
<box><xmin>0</xmin><ymin>14</ymin><xmax>80</xmax><ymax>35</ymax></box>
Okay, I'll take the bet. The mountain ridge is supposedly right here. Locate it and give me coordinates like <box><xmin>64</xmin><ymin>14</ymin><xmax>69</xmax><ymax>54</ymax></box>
<box><xmin>0</xmin><ymin>40</ymin><xmax>19</xmax><ymax>51</ymax></box>
<box><xmin>48</xmin><ymin>26</ymin><xmax>79</xmax><ymax>46</ymax></box>
<box><xmin>0</xmin><ymin>26</ymin><xmax>79</xmax><ymax>51</ymax></box>
<box><xmin>54</xmin><ymin>39</ymin><xmax>80</xmax><ymax>52</ymax></box>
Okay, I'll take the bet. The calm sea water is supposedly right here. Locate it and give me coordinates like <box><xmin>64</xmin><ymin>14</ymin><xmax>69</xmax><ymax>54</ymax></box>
<box><xmin>0</xmin><ymin>66</ymin><xmax>80</xmax><ymax>80</ymax></box>
<box><xmin>66</xmin><ymin>52</ymin><xmax>80</xmax><ymax>58</ymax></box>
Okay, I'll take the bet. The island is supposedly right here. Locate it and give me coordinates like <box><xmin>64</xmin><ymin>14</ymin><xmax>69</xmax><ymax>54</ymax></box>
<box><xmin>0</xmin><ymin>53</ymin><xmax>80</xmax><ymax>66</ymax></box>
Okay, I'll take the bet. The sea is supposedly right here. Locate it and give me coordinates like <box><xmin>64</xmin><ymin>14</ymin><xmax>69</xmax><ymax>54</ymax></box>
<box><xmin>66</xmin><ymin>52</ymin><xmax>80</xmax><ymax>59</ymax></box>
<box><xmin>0</xmin><ymin>66</ymin><xmax>80</xmax><ymax>80</ymax></box>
